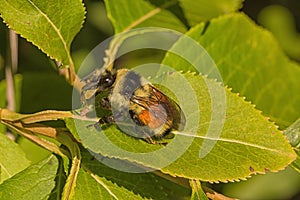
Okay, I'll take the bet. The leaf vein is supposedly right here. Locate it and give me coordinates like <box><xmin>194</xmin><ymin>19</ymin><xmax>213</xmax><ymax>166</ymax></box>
<box><xmin>123</xmin><ymin>0</ymin><xmax>177</xmax><ymax>31</ymax></box>
<box><xmin>27</xmin><ymin>0</ymin><xmax>72</xmax><ymax>65</ymax></box>
<box><xmin>174</xmin><ymin>131</ymin><xmax>291</xmax><ymax>156</ymax></box>
<box><xmin>90</xmin><ymin>173</ymin><xmax>119</xmax><ymax>200</ymax></box>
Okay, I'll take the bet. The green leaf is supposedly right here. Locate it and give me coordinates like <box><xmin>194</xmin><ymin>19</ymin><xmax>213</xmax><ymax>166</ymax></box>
<box><xmin>0</xmin><ymin>133</ymin><xmax>31</xmax><ymax>184</ymax></box>
<box><xmin>17</xmin><ymin>137</ymin><xmax>51</xmax><ymax>164</ymax></box>
<box><xmin>74</xmin><ymin>168</ymin><xmax>144</xmax><ymax>200</ymax></box>
<box><xmin>101</xmin><ymin>0</ymin><xmax>187</xmax><ymax>84</ymax></box>
<box><xmin>68</xmin><ymin>71</ymin><xmax>296</xmax><ymax>182</ymax></box>
<box><xmin>73</xmin><ymin>149</ymin><xmax>190</xmax><ymax>200</ymax></box>
<box><xmin>65</xmin><ymin>118</ymin><xmax>81</xmax><ymax>142</ymax></box>
<box><xmin>74</xmin><ymin>168</ymin><xmax>115</xmax><ymax>200</ymax></box>
<box><xmin>179</xmin><ymin>0</ymin><xmax>243</xmax><ymax>26</ymax></box>
<box><xmin>163</xmin><ymin>13</ymin><xmax>300</xmax><ymax>128</ymax></box>
<box><xmin>284</xmin><ymin>118</ymin><xmax>300</xmax><ymax>148</ymax></box>
<box><xmin>258</xmin><ymin>5</ymin><xmax>300</xmax><ymax>61</ymax></box>
<box><xmin>283</xmin><ymin>118</ymin><xmax>300</xmax><ymax>172</ymax></box>
<box><xmin>104</xmin><ymin>0</ymin><xmax>187</xmax><ymax>33</ymax></box>
<box><xmin>0</xmin><ymin>0</ymin><xmax>85</xmax><ymax>66</ymax></box>
<box><xmin>0</xmin><ymin>155</ymin><xmax>58</xmax><ymax>200</ymax></box>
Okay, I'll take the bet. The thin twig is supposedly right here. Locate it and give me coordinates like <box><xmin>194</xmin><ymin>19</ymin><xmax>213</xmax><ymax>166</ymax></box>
<box><xmin>5</xmin><ymin>30</ymin><xmax>18</xmax><ymax>112</ymax></box>
<box><xmin>5</xmin><ymin>30</ymin><xmax>18</xmax><ymax>140</ymax></box>
<box><xmin>5</xmin><ymin>64</ymin><xmax>14</xmax><ymax>111</ymax></box>
<box><xmin>9</xmin><ymin>30</ymin><xmax>18</xmax><ymax>74</ymax></box>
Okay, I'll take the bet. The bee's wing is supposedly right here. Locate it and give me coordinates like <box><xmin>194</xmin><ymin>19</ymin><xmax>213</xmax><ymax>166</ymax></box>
<box><xmin>149</xmin><ymin>85</ymin><xmax>186</xmax><ymax>130</ymax></box>
<box><xmin>130</xmin><ymin>85</ymin><xmax>160</xmax><ymax>107</ymax></box>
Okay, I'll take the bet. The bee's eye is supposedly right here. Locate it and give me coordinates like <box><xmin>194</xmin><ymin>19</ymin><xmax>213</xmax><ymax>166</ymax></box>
<box><xmin>99</xmin><ymin>72</ymin><xmax>115</xmax><ymax>89</ymax></box>
<box><xmin>104</xmin><ymin>77</ymin><xmax>113</xmax><ymax>85</ymax></box>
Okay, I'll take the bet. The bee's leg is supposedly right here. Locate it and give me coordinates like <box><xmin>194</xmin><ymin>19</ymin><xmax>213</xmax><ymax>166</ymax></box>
<box><xmin>144</xmin><ymin>137</ymin><xmax>156</xmax><ymax>144</ymax></box>
<box><xmin>100</xmin><ymin>97</ymin><xmax>111</xmax><ymax>109</ymax></box>
<box><xmin>86</xmin><ymin>96</ymin><xmax>114</xmax><ymax>129</ymax></box>
<box><xmin>99</xmin><ymin>115</ymin><xmax>115</xmax><ymax>124</ymax></box>
<box><xmin>131</xmin><ymin>113</ymin><xmax>144</xmax><ymax>126</ymax></box>
<box><xmin>144</xmin><ymin>137</ymin><xmax>167</xmax><ymax>145</ymax></box>
<box><xmin>86</xmin><ymin>115</ymin><xmax>115</xmax><ymax>130</ymax></box>
<box><xmin>139</xmin><ymin>130</ymin><xmax>168</xmax><ymax>145</ymax></box>
<box><xmin>87</xmin><ymin>111</ymin><xmax>125</xmax><ymax>130</ymax></box>
<box><xmin>98</xmin><ymin>110</ymin><xmax>124</xmax><ymax>125</ymax></box>
<box><xmin>129</xmin><ymin>120</ymin><xmax>168</xmax><ymax>145</ymax></box>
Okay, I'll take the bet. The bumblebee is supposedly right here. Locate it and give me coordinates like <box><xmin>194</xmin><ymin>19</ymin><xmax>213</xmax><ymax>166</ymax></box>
<box><xmin>82</xmin><ymin>68</ymin><xmax>185</xmax><ymax>144</ymax></box>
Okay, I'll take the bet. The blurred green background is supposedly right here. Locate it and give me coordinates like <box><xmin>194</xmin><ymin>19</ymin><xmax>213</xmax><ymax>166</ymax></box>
<box><xmin>0</xmin><ymin>0</ymin><xmax>299</xmax><ymax>199</ymax></box>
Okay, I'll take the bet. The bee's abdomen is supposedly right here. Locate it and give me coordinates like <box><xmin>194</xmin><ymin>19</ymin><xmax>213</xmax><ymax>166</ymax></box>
<box><xmin>137</xmin><ymin>104</ymin><xmax>168</xmax><ymax>129</ymax></box>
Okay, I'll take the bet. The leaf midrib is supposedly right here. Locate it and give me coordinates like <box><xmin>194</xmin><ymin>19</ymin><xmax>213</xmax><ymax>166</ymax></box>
<box><xmin>0</xmin><ymin>161</ymin><xmax>12</xmax><ymax>178</ymax></box>
<box><xmin>123</xmin><ymin>0</ymin><xmax>178</xmax><ymax>32</ymax></box>
<box><xmin>174</xmin><ymin>131</ymin><xmax>295</xmax><ymax>157</ymax></box>
<box><xmin>90</xmin><ymin>173</ymin><xmax>119</xmax><ymax>200</ymax></box>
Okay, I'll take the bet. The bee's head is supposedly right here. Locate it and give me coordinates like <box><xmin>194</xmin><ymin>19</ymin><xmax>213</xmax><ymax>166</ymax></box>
<box><xmin>97</xmin><ymin>69</ymin><xmax>117</xmax><ymax>92</ymax></box>
<box><xmin>96</xmin><ymin>68</ymin><xmax>141</xmax><ymax>98</ymax></box>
